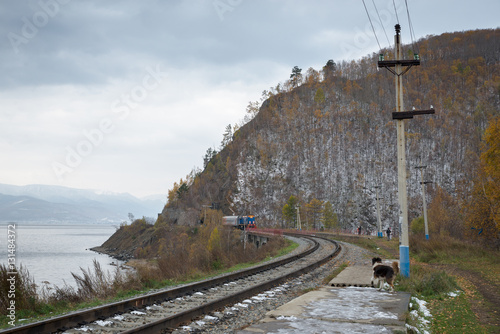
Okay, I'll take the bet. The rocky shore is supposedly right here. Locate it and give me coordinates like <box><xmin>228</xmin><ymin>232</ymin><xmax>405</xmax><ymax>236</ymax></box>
<box><xmin>89</xmin><ymin>246</ymin><xmax>134</xmax><ymax>262</ymax></box>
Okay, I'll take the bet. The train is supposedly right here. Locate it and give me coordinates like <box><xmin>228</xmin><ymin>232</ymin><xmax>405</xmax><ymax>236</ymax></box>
<box><xmin>222</xmin><ymin>215</ymin><xmax>256</xmax><ymax>230</ymax></box>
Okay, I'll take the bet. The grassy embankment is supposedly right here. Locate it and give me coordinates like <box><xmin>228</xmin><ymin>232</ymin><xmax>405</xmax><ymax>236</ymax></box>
<box><xmin>0</xmin><ymin>235</ymin><xmax>299</xmax><ymax>328</ymax></box>
<box><xmin>329</xmin><ymin>233</ymin><xmax>499</xmax><ymax>334</ymax></box>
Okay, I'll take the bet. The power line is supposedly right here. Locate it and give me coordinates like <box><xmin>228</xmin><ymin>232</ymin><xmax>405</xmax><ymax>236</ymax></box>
<box><xmin>392</xmin><ymin>0</ymin><xmax>400</xmax><ymax>25</ymax></box>
<box><xmin>372</xmin><ymin>0</ymin><xmax>391</xmax><ymax>46</ymax></box>
<box><xmin>362</xmin><ymin>0</ymin><xmax>382</xmax><ymax>51</ymax></box>
<box><xmin>404</xmin><ymin>0</ymin><xmax>419</xmax><ymax>54</ymax></box>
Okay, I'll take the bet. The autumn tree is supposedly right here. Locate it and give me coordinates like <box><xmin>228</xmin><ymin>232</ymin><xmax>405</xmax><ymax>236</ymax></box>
<box><xmin>322</xmin><ymin>201</ymin><xmax>339</xmax><ymax>230</ymax></box>
<box><xmin>282</xmin><ymin>195</ymin><xmax>298</xmax><ymax>228</ymax></box>
<box><xmin>481</xmin><ymin>116</ymin><xmax>500</xmax><ymax>229</ymax></box>
<box><xmin>314</xmin><ymin>87</ymin><xmax>326</xmax><ymax>104</ymax></box>
<box><xmin>244</xmin><ymin>100</ymin><xmax>260</xmax><ymax>125</ymax></box>
<box><xmin>464</xmin><ymin>116</ymin><xmax>500</xmax><ymax>243</ymax></box>
<box><xmin>428</xmin><ymin>186</ymin><xmax>462</xmax><ymax>238</ymax></box>
<box><xmin>167</xmin><ymin>181</ymin><xmax>180</xmax><ymax>204</ymax></box>
<box><xmin>306</xmin><ymin>198</ymin><xmax>324</xmax><ymax>230</ymax></box>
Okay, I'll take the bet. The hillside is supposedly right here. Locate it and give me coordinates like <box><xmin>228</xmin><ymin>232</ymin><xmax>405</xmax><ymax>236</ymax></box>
<box><xmin>0</xmin><ymin>183</ymin><xmax>164</xmax><ymax>223</ymax></box>
<box><xmin>161</xmin><ymin>29</ymin><xmax>499</xmax><ymax>234</ymax></box>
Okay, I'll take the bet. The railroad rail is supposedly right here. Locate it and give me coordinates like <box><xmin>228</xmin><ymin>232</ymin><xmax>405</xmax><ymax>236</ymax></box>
<box><xmin>1</xmin><ymin>233</ymin><xmax>340</xmax><ymax>334</ymax></box>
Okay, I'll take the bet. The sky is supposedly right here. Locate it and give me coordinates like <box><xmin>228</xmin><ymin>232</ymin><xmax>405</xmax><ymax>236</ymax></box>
<box><xmin>1</xmin><ymin>0</ymin><xmax>498</xmax><ymax>198</ymax></box>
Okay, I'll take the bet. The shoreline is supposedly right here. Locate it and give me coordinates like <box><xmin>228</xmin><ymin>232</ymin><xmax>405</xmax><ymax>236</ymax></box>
<box><xmin>90</xmin><ymin>246</ymin><xmax>133</xmax><ymax>262</ymax></box>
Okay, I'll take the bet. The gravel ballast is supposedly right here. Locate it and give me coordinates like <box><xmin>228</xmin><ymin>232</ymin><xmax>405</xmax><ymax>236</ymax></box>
<box><xmin>172</xmin><ymin>240</ymin><xmax>376</xmax><ymax>334</ymax></box>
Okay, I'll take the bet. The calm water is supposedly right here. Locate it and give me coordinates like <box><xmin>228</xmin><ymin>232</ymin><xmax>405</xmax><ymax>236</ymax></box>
<box><xmin>1</xmin><ymin>224</ymin><xmax>120</xmax><ymax>289</ymax></box>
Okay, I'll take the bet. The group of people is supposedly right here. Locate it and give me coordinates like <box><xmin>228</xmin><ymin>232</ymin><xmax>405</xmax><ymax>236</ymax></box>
<box><xmin>355</xmin><ymin>226</ymin><xmax>392</xmax><ymax>240</ymax></box>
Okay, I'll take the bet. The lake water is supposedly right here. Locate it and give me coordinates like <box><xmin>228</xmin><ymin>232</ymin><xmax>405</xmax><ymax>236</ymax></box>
<box><xmin>1</xmin><ymin>224</ymin><xmax>120</xmax><ymax>289</ymax></box>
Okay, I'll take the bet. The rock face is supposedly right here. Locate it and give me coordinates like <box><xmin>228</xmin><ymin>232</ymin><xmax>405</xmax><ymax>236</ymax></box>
<box><xmin>161</xmin><ymin>207</ymin><xmax>200</xmax><ymax>226</ymax></box>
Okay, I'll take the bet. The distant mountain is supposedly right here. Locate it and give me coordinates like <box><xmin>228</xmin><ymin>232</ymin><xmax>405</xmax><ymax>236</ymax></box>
<box><xmin>0</xmin><ymin>184</ymin><xmax>165</xmax><ymax>224</ymax></box>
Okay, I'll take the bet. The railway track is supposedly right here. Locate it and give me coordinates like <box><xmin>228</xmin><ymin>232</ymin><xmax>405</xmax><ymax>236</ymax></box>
<box><xmin>2</xmin><ymin>233</ymin><xmax>340</xmax><ymax>334</ymax></box>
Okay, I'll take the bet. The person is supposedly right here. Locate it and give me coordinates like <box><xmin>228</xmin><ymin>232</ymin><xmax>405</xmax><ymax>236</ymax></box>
<box><xmin>386</xmin><ymin>227</ymin><xmax>391</xmax><ymax>241</ymax></box>
<box><xmin>358</xmin><ymin>226</ymin><xmax>362</xmax><ymax>235</ymax></box>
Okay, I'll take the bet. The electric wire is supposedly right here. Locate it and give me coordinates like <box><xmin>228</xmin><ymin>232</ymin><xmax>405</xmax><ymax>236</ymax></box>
<box><xmin>372</xmin><ymin>0</ymin><xmax>391</xmax><ymax>47</ymax></box>
<box><xmin>405</xmin><ymin>0</ymin><xmax>419</xmax><ymax>54</ymax></box>
<box><xmin>392</xmin><ymin>0</ymin><xmax>400</xmax><ymax>25</ymax></box>
<box><xmin>403</xmin><ymin>0</ymin><xmax>422</xmax><ymax>107</ymax></box>
<box><xmin>362</xmin><ymin>0</ymin><xmax>382</xmax><ymax>51</ymax></box>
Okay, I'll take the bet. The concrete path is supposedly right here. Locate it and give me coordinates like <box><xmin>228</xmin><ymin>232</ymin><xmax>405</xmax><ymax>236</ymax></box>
<box><xmin>329</xmin><ymin>266</ymin><xmax>374</xmax><ymax>287</ymax></box>
<box><xmin>238</xmin><ymin>265</ymin><xmax>410</xmax><ymax>333</ymax></box>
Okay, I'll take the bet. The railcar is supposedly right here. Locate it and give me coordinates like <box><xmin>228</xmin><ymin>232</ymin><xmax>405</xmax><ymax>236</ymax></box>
<box><xmin>223</xmin><ymin>215</ymin><xmax>256</xmax><ymax>230</ymax></box>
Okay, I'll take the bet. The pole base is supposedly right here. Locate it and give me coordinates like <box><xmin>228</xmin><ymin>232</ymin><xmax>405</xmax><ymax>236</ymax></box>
<box><xmin>378</xmin><ymin>232</ymin><xmax>383</xmax><ymax>238</ymax></box>
<box><xmin>400</xmin><ymin>245</ymin><xmax>410</xmax><ymax>278</ymax></box>
<box><xmin>425</xmin><ymin>234</ymin><xmax>429</xmax><ymax>240</ymax></box>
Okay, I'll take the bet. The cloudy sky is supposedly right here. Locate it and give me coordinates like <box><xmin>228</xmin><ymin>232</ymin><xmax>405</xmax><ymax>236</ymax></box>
<box><xmin>1</xmin><ymin>1</ymin><xmax>498</xmax><ymax>198</ymax></box>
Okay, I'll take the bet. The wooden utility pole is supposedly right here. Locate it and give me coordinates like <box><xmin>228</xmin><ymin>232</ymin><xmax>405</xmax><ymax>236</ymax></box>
<box><xmin>378</xmin><ymin>24</ymin><xmax>434</xmax><ymax>278</ymax></box>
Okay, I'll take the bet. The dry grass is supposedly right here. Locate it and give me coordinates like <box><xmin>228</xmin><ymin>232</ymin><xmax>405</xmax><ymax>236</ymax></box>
<box><xmin>1</xmin><ymin>223</ymin><xmax>289</xmax><ymax>324</ymax></box>
<box><xmin>0</xmin><ymin>264</ymin><xmax>38</xmax><ymax>313</ymax></box>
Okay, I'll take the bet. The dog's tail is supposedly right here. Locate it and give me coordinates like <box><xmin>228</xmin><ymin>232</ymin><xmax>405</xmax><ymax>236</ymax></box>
<box><xmin>392</xmin><ymin>261</ymin><xmax>400</xmax><ymax>275</ymax></box>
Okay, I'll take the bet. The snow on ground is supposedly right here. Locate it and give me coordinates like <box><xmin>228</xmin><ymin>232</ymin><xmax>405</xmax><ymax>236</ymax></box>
<box><xmin>306</xmin><ymin>287</ymin><xmax>398</xmax><ymax>321</ymax></box>
<box><xmin>407</xmin><ymin>295</ymin><xmax>436</xmax><ymax>334</ymax></box>
<box><xmin>94</xmin><ymin>320</ymin><xmax>113</xmax><ymax>327</ymax></box>
<box><xmin>267</xmin><ymin>317</ymin><xmax>392</xmax><ymax>334</ymax></box>
<box><xmin>264</xmin><ymin>287</ymin><xmax>401</xmax><ymax>334</ymax></box>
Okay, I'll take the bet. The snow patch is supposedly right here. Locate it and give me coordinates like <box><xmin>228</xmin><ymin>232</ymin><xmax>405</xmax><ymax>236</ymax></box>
<box><xmin>306</xmin><ymin>287</ymin><xmax>398</xmax><ymax>321</ymax></box>
<box><xmin>408</xmin><ymin>296</ymin><xmax>432</xmax><ymax>334</ymax></box>
<box><xmin>94</xmin><ymin>320</ymin><xmax>113</xmax><ymax>327</ymax></box>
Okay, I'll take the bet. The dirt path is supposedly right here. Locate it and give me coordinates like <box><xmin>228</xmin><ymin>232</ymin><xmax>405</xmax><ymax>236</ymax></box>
<box><xmin>434</xmin><ymin>264</ymin><xmax>500</xmax><ymax>330</ymax></box>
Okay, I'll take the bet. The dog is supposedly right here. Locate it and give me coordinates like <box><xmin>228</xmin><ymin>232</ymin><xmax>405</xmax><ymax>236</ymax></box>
<box><xmin>371</xmin><ymin>257</ymin><xmax>399</xmax><ymax>292</ymax></box>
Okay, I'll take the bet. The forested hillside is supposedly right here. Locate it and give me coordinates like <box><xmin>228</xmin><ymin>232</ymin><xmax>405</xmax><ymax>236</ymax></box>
<box><xmin>161</xmin><ymin>29</ymin><xmax>499</xmax><ymax>242</ymax></box>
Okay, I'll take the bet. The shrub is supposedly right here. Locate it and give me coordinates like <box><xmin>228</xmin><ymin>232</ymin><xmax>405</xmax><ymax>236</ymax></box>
<box><xmin>397</xmin><ymin>263</ymin><xmax>458</xmax><ymax>297</ymax></box>
<box><xmin>410</xmin><ymin>216</ymin><xmax>425</xmax><ymax>235</ymax></box>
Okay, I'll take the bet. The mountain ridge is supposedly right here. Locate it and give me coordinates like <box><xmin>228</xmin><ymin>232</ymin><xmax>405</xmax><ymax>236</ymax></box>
<box><xmin>0</xmin><ymin>183</ymin><xmax>165</xmax><ymax>223</ymax></box>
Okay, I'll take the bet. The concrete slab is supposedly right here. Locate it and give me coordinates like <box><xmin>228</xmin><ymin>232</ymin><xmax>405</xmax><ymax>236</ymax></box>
<box><xmin>237</xmin><ymin>286</ymin><xmax>411</xmax><ymax>333</ymax></box>
<box><xmin>329</xmin><ymin>266</ymin><xmax>373</xmax><ymax>287</ymax></box>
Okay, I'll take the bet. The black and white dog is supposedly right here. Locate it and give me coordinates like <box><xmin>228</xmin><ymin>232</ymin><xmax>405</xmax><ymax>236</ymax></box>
<box><xmin>371</xmin><ymin>257</ymin><xmax>399</xmax><ymax>292</ymax></box>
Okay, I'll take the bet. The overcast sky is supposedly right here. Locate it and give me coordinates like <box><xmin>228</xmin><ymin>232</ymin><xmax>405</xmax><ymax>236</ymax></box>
<box><xmin>1</xmin><ymin>0</ymin><xmax>498</xmax><ymax>198</ymax></box>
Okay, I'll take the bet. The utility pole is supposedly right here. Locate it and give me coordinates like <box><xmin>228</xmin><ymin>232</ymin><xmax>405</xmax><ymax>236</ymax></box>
<box><xmin>415</xmin><ymin>166</ymin><xmax>432</xmax><ymax>240</ymax></box>
<box><xmin>378</xmin><ymin>24</ymin><xmax>434</xmax><ymax>278</ymax></box>
<box><xmin>295</xmin><ymin>204</ymin><xmax>302</xmax><ymax>230</ymax></box>
<box><xmin>375</xmin><ymin>185</ymin><xmax>383</xmax><ymax>238</ymax></box>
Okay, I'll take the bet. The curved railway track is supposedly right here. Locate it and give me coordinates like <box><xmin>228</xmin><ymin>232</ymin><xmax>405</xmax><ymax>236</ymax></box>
<box><xmin>2</xmin><ymin>233</ymin><xmax>340</xmax><ymax>334</ymax></box>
